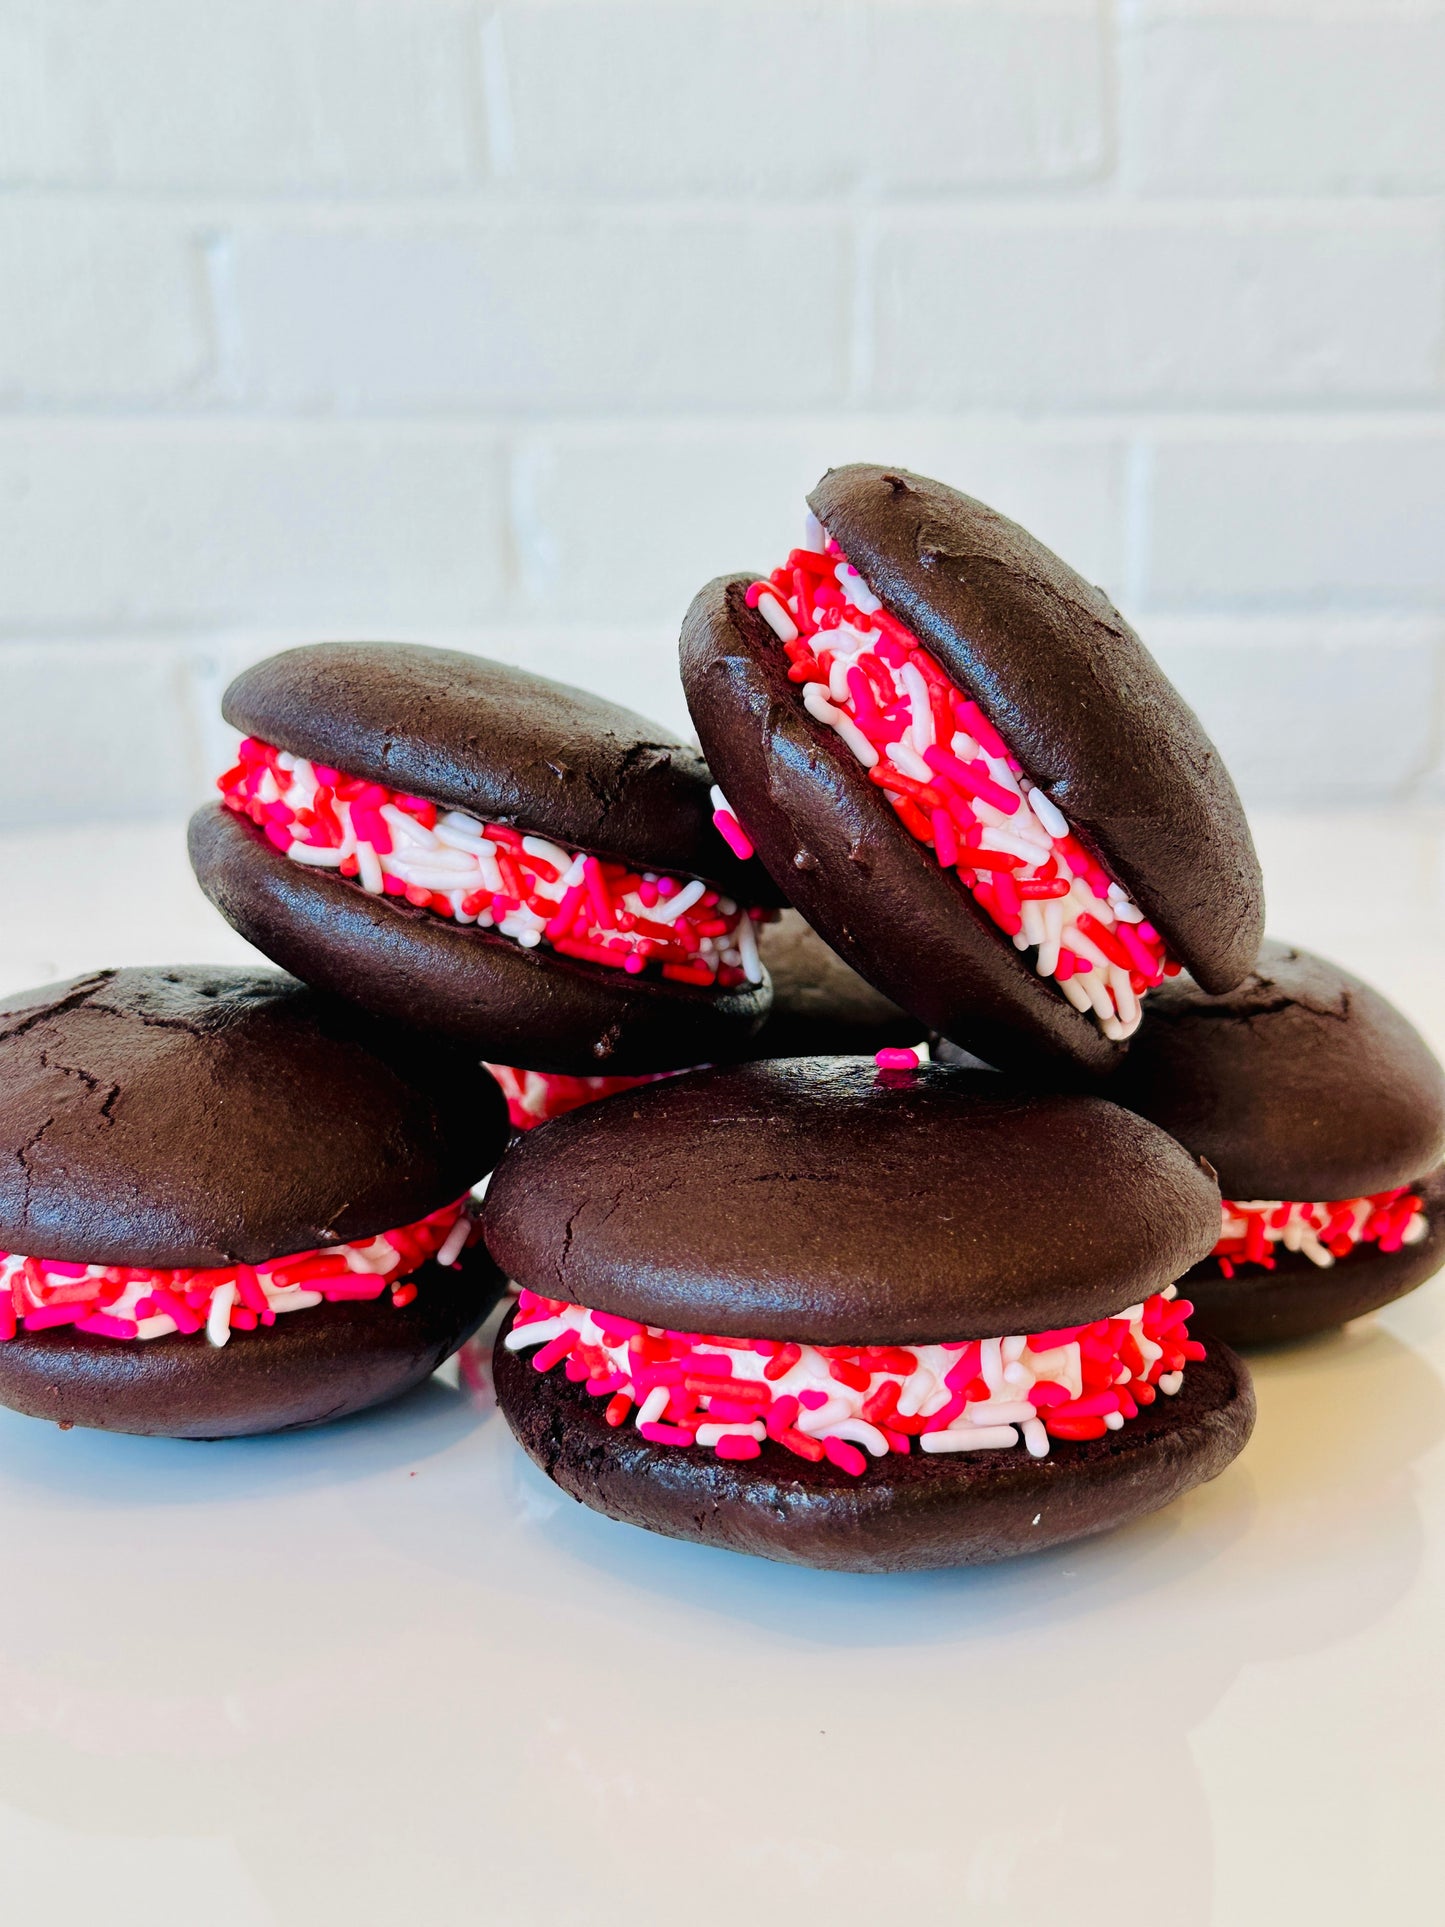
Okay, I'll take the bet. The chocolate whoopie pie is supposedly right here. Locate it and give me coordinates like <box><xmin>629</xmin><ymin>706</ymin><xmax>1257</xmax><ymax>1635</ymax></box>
<box><xmin>1109</xmin><ymin>941</ymin><xmax>1445</xmax><ymax>1347</ymax></box>
<box><xmin>189</xmin><ymin>643</ymin><xmax>784</xmax><ymax>1076</ymax></box>
<box><xmin>486</xmin><ymin>1059</ymin><xmax>1254</xmax><ymax>1571</ymax></box>
<box><xmin>0</xmin><ymin>967</ymin><xmax>510</xmax><ymax>1437</ymax></box>
<box><xmin>681</xmin><ymin>465</ymin><xmax>1264</xmax><ymax>1078</ymax></box>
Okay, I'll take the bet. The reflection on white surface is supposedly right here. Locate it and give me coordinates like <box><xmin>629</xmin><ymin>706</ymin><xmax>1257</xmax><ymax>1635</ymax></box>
<box><xmin>0</xmin><ymin>814</ymin><xmax>1443</xmax><ymax>1924</ymax></box>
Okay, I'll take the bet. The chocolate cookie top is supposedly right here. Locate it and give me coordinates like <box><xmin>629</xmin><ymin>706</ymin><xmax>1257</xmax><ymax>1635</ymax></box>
<box><xmin>1107</xmin><ymin>940</ymin><xmax>1445</xmax><ymax>1201</ymax></box>
<box><xmin>746</xmin><ymin>911</ymin><xmax>924</xmax><ymax>1059</ymax></box>
<box><xmin>808</xmin><ymin>466</ymin><xmax>1264</xmax><ymax>993</ymax></box>
<box><xmin>223</xmin><ymin>642</ymin><xmax>783</xmax><ymax>904</ymax></box>
<box><xmin>0</xmin><ymin>967</ymin><xmax>509</xmax><ymax>1268</ymax></box>
<box><xmin>482</xmin><ymin>1057</ymin><xmax>1220</xmax><ymax>1343</ymax></box>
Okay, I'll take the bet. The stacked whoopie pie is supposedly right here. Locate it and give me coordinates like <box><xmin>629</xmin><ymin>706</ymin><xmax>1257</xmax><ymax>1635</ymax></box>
<box><xmin>681</xmin><ymin>464</ymin><xmax>1266</xmax><ymax>1078</ymax></box>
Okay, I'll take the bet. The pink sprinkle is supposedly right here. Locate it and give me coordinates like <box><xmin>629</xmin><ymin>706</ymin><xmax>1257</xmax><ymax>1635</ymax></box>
<box><xmin>797</xmin><ymin>1388</ymin><xmax>830</xmax><ymax>1411</ymax></box>
<box><xmin>74</xmin><ymin>1312</ymin><xmax>139</xmax><ymax>1340</ymax></box>
<box><xmin>531</xmin><ymin>1328</ymin><xmax>581</xmax><ymax>1373</ymax></box>
<box><xmin>639</xmin><ymin>1421</ymin><xmax>698</xmax><ymax>1446</ymax></box>
<box><xmin>930</xmin><ymin>807</ymin><xmax>959</xmax><ymax>869</ymax></box>
<box><xmin>712</xmin><ymin>809</ymin><xmax>755</xmax><ymax>862</ymax></box>
<box><xmin>582</xmin><ymin>856</ymin><xmax>615</xmax><ymax>930</ymax></box>
<box><xmin>875</xmin><ymin>1047</ymin><xmax>919</xmax><ymax>1071</ymax></box>
<box><xmin>715</xmin><ymin>1434</ymin><xmax>762</xmax><ymax>1461</ymax></box>
<box><xmin>823</xmin><ymin>1436</ymin><xmax>867</xmax><ymax>1477</ymax></box>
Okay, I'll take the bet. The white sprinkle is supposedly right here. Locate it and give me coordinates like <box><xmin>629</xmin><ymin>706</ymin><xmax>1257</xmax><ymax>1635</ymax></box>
<box><xmin>802</xmin><ymin>683</ymin><xmax>879</xmax><ymax>768</ymax></box>
<box><xmin>964</xmin><ymin>1400</ymin><xmax>1036</xmax><ymax>1426</ymax></box>
<box><xmin>795</xmin><ymin>1398</ymin><xmax>853</xmax><ymax>1437</ymax></box>
<box><xmin>835</xmin><ymin>561</ymin><xmax>881</xmax><ymax>615</ymax></box>
<box><xmin>899</xmin><ymin>661</ymin><xmax>935</xmax><ymax>751</ymax></box>
<box><xmin>1059</xmin><ymin>975</ymin><xmax>1094</xmax><ymax>1014</ymax></box>
<box><xmin>262</xmin><ymin>1284</ymin><xmax>322</xmax><ymax>1312</ymax></box>
<box><xmin>886</xmin><ymin>739</ymin><xmax>933</xmax><ymax>785</ymax></box>
<box><xmin>286</xmin><ymin>842</ymin><xmax>344</xmax><ymax>868</ymax></box>
<box><xmin>826</xmin><ymin>1417</ymin><xmax>890</xmax><ymax>1456</ymax></box>
<box><xmin>380</xmin><ymin>803</ymin><xmax>434</xmax><ymax>849</ymax></box>
<box><xmin>522</xmin><ymin>833</ymin><xmax>573</xmax><ymax>875</ymax></box>
<box><xmin>1023</xmin><ymin>1420</ymin><xmax>1050</xmax><ymax>1458</ymax></box>
<box><xmin>387</xmin><ymin>859</ymin><xmax>481</xmax><ymax>890</ymax></box>
<box><xmin>756</xmin><ymin>591</ymin><xmax>799</xmax><ymax>643</ymax></box>
<box><xmin>1158</xmin><ymin>1371</ymin><xmax>1184</xmax><ymax>1396</ymax></box>
<box><xmin>637</xmin><ymin>1386</ymin><xmax>670</xmax><ymax>1427</ymax></box>
<box><xmin>736</xmin><ymin>912</ymin><xmax>764</xmax><ymax>985</ymax></box>
<box><xmin>647</xmin><ymin>878</ymin><xmax>707</xmax><ymax>923</ymax></box>
<box><xmin>1104</xmin><ymin>1410</ymin><xmax>1125</xmax><ymax>1430</ymax></box>
<box><xmin>696</xmin><ymin>1422</ymin><xmax>766</xmax><ymax>1447</ymax></box>
<box><xmin>356</xmin><ymin>841</ymin><xmax>385</xmax><ymax>895</ymax></box>
<box><xmin>804</xmin><ymin>509</ymin><xmax>827</xmax><ymax>552</ymax></box>
<box><xmin>206</xmin><ymin>1282</ymin><xmax>237</xmax><ymax>1349</ymax></box>
<box><xmin>895</xmin><ymin>1369</ymin><xmax>938</xmax><ymax>1419</ymax></box>
<box><xmin>1027</xmin><ymin>788</ymin><xmax>1069</xmax><ymax>839</ymax></box>
<box><xmin>920</xmin><ymin>1425</ymin><xmax>1019</xmax><ymax>1453</ymax></box>
<box><xmin>436</xmin><ymin>1216</ymin><xmax>471</xmax><ymax>1269</ymax></box>
<box><xmin>503</xmin><ymin>1314</ymin><xmax>570</xmax><ymax>1352</ymax></box>
<box><xmin>980</xmin><ymin>1336</ymin><xmax>1004</xmax><ymax>1394</ymax></box>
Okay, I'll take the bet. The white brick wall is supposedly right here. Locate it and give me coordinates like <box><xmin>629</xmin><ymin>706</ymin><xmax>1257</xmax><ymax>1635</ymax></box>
<box><xmin>0</xmin><ymin>0</ymin><xmax>1442</xmax><ymax>827</ymax></box>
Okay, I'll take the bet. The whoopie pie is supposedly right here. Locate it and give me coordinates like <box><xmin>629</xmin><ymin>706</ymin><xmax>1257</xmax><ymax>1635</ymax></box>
<box><xmin>0</xmin><ymin>967</ymin><xmax>509</xmax><ymax>1437</ymax></box>
<box><xmin>681</xmin><ymin>464</ymin><xmax>1264</xmax><ymax>1077</ymax></box>
<box><xmin>1108</xmin><ymin>941</ymin><xmax>1445</xmax><ymax>1347</ymax></box>
<box><xmin>485</xmin><ymin>909</ymin><xmax>923</xmax><ymax>1132</ymax></box>
<box><xmin>189</xmin><ymin>643</ymin><xmax>784</xmax><ymax>1076</ymax></box>
<box><xmin>486</xmin><ymin>1058</ymin><xmax>1254</xmax><ymax>1571</ymax></box>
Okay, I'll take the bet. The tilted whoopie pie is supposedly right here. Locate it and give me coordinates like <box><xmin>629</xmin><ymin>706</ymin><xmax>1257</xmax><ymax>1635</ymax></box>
<box><xmin>681</xmin><ymin>464</ymin><xmax>1264</xmax><ymax>1078</ymax></box>
<box><xmin>485</xmin><ymin>1058</ymin><xmax>1254</xmax><ymax>1571</ymax></box>
<box><xmin>189</xmin><ymin>643</ymin><xmax>785</xmax><ymax>1076</ymax></box>
<box><xmin>0</xmin><ymin>967</ymin><xmax>510</xmax><ymax>1437</ymax></box>
<box><xmin>1108</xmin><ymin>941</ymin><xmax>1445</xmax><ymax>1347</ymax></box>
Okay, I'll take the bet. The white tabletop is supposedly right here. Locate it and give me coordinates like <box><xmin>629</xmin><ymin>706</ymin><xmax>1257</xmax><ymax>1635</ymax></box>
<box><xmin>1</xmin><ymin>811</ymin><xmax>1442</xmax><ymax>1927</ymax></box>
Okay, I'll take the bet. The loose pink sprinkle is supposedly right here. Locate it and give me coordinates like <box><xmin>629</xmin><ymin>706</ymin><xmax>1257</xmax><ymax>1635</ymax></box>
<box><xmin>712</xmin><ymin>808</ymin><xmax>755</xmax><ymax>862</ymax></box>
<box><xmin>874</xmin><ymin>1047</ymin><xmax>919</xmax><ymax>1071</ymax></box>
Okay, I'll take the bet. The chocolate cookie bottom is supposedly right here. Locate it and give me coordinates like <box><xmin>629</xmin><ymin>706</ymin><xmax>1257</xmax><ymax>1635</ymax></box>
<box><xmin>0</xmin><ymin>1244</ymin><xmax>504</xmax><ymax>1439</ymax></box>
<box><xmin>494</xmin><ymin>1306</ymin><xmax>1254</xmax><ymax>1571</ymax></box>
